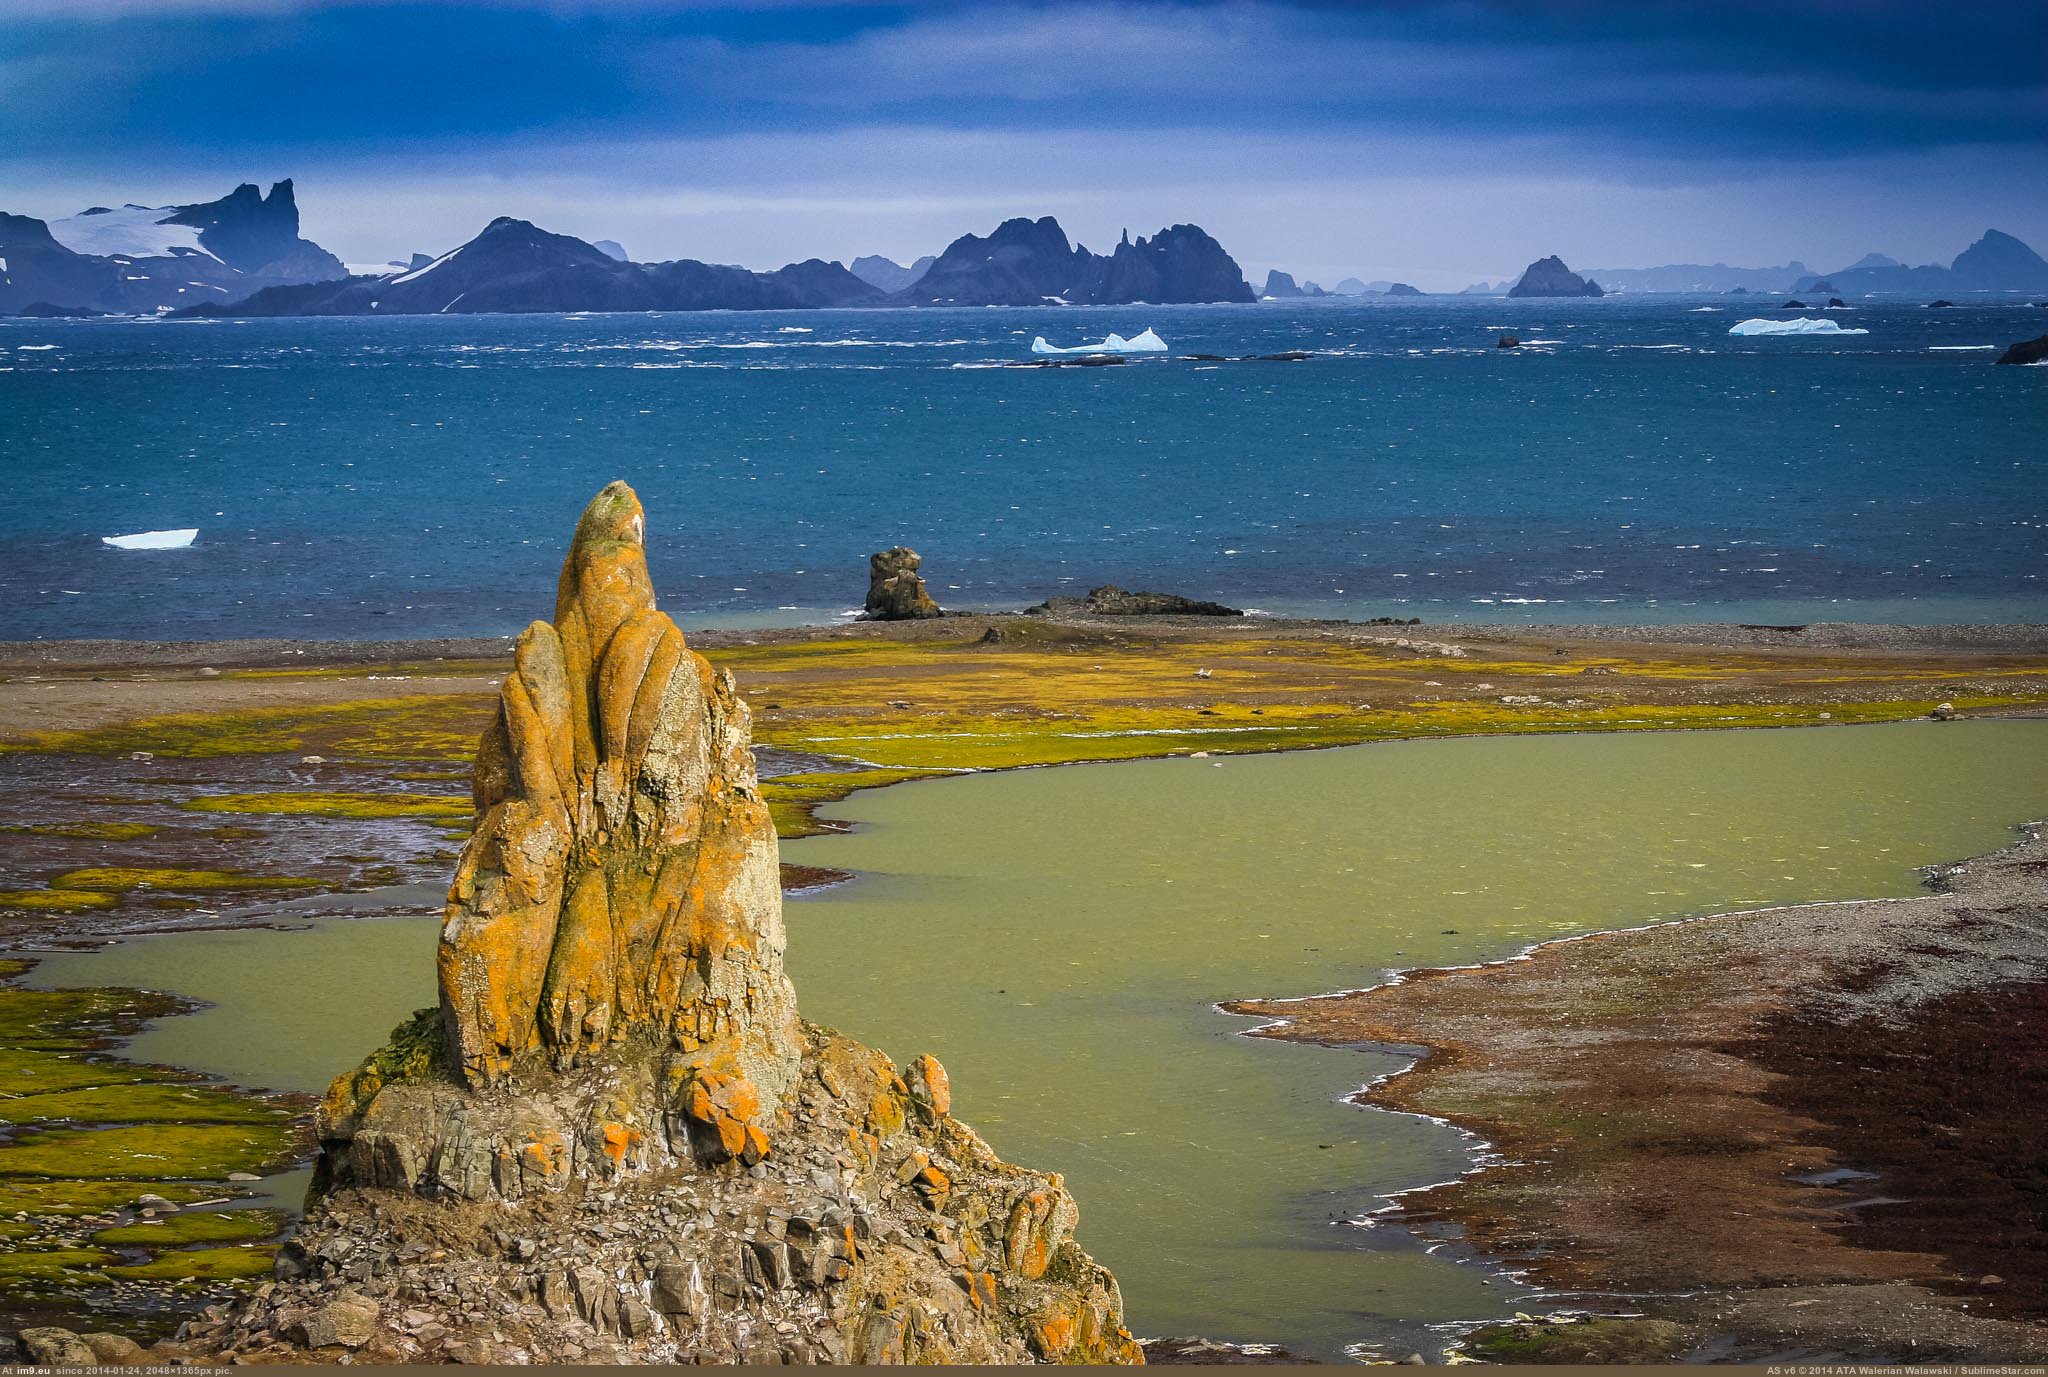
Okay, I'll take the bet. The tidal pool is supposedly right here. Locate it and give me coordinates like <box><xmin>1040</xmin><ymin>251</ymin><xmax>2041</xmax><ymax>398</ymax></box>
<box><xmin>32</xmin><ymin>720</ymin><xmax>2048</xmax><ymax>1359</ymax></box>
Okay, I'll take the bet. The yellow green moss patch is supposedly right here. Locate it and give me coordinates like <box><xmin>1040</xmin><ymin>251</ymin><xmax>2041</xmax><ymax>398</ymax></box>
<box><xmin>0</xmin><ymin>1054</ymin><xmax>154</xmax><ymax>1096</ymax></box>
<box><xmin>0</xmin><ymin>1122</ymin><xmax>288</xmax><ymax>1179</ymax></box>
<box><xmin>0</xmin><ymin>1248</ymin><xmax>116</xmax><ymax>1283</ymax></box>
<box><xmin>0</xmin><ymin>1180</ymin><xmax>212</xmax><ymax>1216</ymax></box>
<box><xmin>1459</xmin><ymin>1316</ymin><xmax>1693</xmax><ymax>1364</ymax></box>
<box><xmin>93</xmin><ymin>1209</ymin><xmax>284</xmax><ymax>1248</ymax></box>
<box><xmin>0</xmin><ymin>821</ymin><xmax>160</xmax><ymax>841</ymax></box>
<box><xmin>181</xmin><ymin>790</ymin><xmax>470</xmax><ymax>822</ymax></box>
<box><xmin>1</xmin><ymin>1083</ymin><xmax>287</xmax><ymax>1126</ymax></box>
<box><xmin>49</xmin><ymin>867</ymin><xmax>321</xmax><ymax>895</ymax></box>
<box><xmin>0</xmin><ymin>695</ymin><xmax>494</xmax><ymax>761</ymax></box>
<box><xmin>106</xmin><ymin>1245</ymin><xmax>277</xmax><ymax>1282</ymax></box>
<box><xmin>762</xmin><ymin>767</ymin><xmax>946</xmax><ymax>838</ymax></box>
<box><xmin>0</xmin><ymin>889</ymin><xmax>118</xmax><ymax>912</ymax></box>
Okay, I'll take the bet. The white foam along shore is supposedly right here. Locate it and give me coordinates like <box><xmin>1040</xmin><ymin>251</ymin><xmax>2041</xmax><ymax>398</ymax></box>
<box><xmin>1728</xmin><ymin>316</ymin><xmax>1869</xmax><ymax>337</ymax></box>
<box><xmin>102</xmin><ymin>528</ymin><xmax>198</xmax><ymax>550</ymax></box>
<box><xmin>1030</xmin><ymin>328</ymin><xmax>1168</xmax><ymax>356</ymax></box>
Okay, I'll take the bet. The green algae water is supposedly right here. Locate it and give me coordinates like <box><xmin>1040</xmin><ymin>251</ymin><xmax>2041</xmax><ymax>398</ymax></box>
<box><xmin>33</xmin><ymin>720</ymin><xmax>2048</xmax><ymax>1358</ymax></box>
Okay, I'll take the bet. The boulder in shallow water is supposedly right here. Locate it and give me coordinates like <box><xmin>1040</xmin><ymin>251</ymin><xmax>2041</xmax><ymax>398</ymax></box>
<box><xmin>1028</xmin><ymin>584</ymin><xmax>1243</xmax><ymax>618</ymax></box>
<box><xmin>863</xmin><ymin>545</ymin><xmax>943</xmax><ymax>620</ymax></box>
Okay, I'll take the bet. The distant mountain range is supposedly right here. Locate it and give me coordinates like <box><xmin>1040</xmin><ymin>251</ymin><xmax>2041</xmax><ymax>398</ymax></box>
<box><xmin>2</xmin><ymin>182</ymin><xmax>1252</xmax><ymax>316</ymax></box>
<box><xmin>6</xmin><ymin>179</ymin><xmax>2044</xmax><ymax>316</ymax></box>
<box><xmin>1583</xmin><ymin>260</ymin><xmax>1815</xmax><ymax>294</ymax></box>
<box><xmin>1792</xmin><ymin>230</ymin><xmax>2048</xmax><ymax>294</ymax></box>
<box><xmin>1581</xmin><ymin>232</ymin><xmax>2048</xmax><ymax>295</ymax></box>
<box><xmin>0</xmin><ymin>180</ymin><xmax>344</xmax><ymax>313</ymax></box>
<box><xmin>1260</xmin><ymin>272</ymin><xmax>1425</xmax><ymax>299</ymax></box>
<box><xmin>172</xmin><ymin>213</ymin><xmax>1253</xmax><ymax>317</ymax></box>
<box><xmin>176</xmin><ymin>217</ymin><xmax>887</xmax><ymax>316</ymax></box>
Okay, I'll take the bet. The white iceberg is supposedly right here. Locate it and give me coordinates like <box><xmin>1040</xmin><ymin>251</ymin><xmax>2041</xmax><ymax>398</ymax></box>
<box><xmin>1030</xmin><ymin>328</ymin><xmax>1168</xmax><ymax>356</ymax></box>
<box><xmin>1728</xmin><ymin>317</ymin><xmax>1869</xmax><ymax>337</ymax></box>
<box><xmin>103</xmin><ymin>528</ymin><xmax>198</xmax><ymax>550</ymax></box>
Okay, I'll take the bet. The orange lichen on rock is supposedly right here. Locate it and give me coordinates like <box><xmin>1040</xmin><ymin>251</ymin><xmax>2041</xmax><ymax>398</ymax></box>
<box><xmin>437</xmin><ymin>481</ymin><xmax>799</xmax><ymax>1102</ymax></box>
<box><xmin>1030</xmin><ymin>1310</ymin><xmax>1079</xmax><ymax>1360</ymax></box>
<box><xmin>598</xmin><ymin>1122</ymin><xmax>641</xmax><ymax>1168</ymax></box>
<box><xmin>1006</xmin><ymin>1189</ymin><xmax>1060</xmax><ymax>1280</ymax></box>
<box><xmin>679</xmin><ymin>1070</ymin><xmax>771</xmax><ymax>1166</ymax></box>
<box><xmin>907</xmin><ymin>1053</ymin><xmax>951</xmax><ymax>1120</ymax></box>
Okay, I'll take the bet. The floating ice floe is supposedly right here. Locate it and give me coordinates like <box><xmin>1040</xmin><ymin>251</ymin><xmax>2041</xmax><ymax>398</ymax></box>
<box><xmin>1728</xmin><ymin>317</ymin><xmax>1869</xmax><ymax>337</ymax></box>
<box><xmin>1030</xmin><ymin>328</ymin><xmax>1168</xmax><ymax>356</ymax></box>
<box><xmin>103</xmin><ymin>528</ymin><xmax>198</xmax><ymax>550</ymax></box>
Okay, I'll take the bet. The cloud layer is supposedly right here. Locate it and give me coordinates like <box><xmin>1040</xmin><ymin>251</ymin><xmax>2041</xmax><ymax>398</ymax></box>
<box><xmin>4</xmin><ymin>0</ymin><xmax>2044</xmax><ymax>282</ymax></box>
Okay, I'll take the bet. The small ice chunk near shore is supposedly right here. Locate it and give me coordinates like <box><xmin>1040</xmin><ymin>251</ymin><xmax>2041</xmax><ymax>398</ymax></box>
<box><xmin>1030</xmin><ymin>328</ymin><xmax>1168</xmax><ymax>356</ymax></box>
<box><xmin>103</xmin><ymin>528</ymin><xmax>197</xmax><ymax>550</ymax></box>
<box><xmin>1728</xmin><ymin>317</ymin><xmax>1869</xmax><ymax>337</ymax></box>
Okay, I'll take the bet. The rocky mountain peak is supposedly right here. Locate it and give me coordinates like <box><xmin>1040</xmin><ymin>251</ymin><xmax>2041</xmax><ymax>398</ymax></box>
<box><xmin>1506</xmin><ymin>254</ymin><xmax>1605</xmax><ymax>298</ymax></box>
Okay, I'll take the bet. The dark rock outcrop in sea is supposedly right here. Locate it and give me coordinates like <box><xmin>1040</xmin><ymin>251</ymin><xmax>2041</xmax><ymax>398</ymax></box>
<box><xmin>177</xmin><ymin>218</ymin><xmax>885</xmax><ymax>317</ymax></box>
<box><xmin>1027</xmin><ymin>585</ymin><xmax>1243</xmax><ymax>618</ymax></box>
<box><xmin>863</xmin><ymin>548</ymin><xmax>944</xmax><ymax>621</ymax></box>
<box><xmin>895</xmin><ymin>217</ymin><xmax>1253</xmax><ymax>307</ymax></box>
<box><xmin>0</xmin><ymin>180</ymin><xmax>346</xmax><ymax>314</ymax></box>
<box><xmin>29</xmin><ymin>484</ymin><xmax>1142</xmax><ymax>1366</ymax></box>
<box><xmin>1260</xmin><ymin>270</ymin><xmax>1317</xmax><ymax>299</ymax></box>
<box><xmin>1506</xmin><ymin>255</ymin><xmax>1604</xmax><ymax>298</ymax></box>
<box><xmin>1994</xmin><ymin>335</ymin><xmax>2048</xmax><ymax>366</ymax></box>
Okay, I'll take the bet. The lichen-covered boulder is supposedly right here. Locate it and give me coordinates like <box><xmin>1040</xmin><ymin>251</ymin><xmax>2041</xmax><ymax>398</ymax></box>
<box><xmin>863</xmin><ymin>546</ymin><xmax>943</xmax><ymax>620</ymax></box>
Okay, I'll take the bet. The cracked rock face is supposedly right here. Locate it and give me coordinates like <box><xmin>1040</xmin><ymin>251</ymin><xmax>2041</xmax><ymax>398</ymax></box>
<box><xmin>127</xmin><ymin>483</ymin><xmax>1144</xmax><ymax>1366</ymax></box>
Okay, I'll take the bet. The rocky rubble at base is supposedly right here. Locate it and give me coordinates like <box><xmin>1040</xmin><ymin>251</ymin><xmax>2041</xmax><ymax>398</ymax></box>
<box><xmin>85</xmin><ymin>1026</ymin><xmax>1137</xmax><ymax>1365</ymax></box>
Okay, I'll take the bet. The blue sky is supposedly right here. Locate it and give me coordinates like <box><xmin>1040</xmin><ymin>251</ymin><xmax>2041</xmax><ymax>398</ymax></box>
<box><xmin>4</xmin><ymin>0</ymin><xmax>2044</xmax><ymax>287</ymax></box>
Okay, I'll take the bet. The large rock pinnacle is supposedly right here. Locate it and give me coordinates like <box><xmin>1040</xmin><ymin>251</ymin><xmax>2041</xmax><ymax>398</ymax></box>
<box><xmin>132</xmin><ymin>484</ymin><xmax>1146</xmax><ymax>1365</ymax></box>
<box><xmin>439</xmin><ymin>480</ymin><xmax>799</xmax><ymax>1102</ymax></box>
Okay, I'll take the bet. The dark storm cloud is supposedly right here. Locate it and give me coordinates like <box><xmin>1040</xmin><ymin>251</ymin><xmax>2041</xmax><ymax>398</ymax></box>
<box><xmin>2</xmin><ymin>1</ymin><xmax>2041</xmax><ymax>279</ymax></box>
<box><xmin>5</xmin><ymin>0</ymin><xmax>2041</xmax><ymax>158</ymax></box>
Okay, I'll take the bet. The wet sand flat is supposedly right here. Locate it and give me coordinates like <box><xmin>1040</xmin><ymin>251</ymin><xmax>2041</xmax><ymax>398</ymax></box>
<box><xmin>1230</xmin><ymin>823</ymin><xmax>2048</xmax><ymax>1361</ymax></box>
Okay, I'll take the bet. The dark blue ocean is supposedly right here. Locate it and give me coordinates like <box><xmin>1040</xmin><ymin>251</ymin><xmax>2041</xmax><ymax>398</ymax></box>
<box><xmin>1</xmin><ymin>297</ymin><xmax>2042</xmax><ymax>641</ymax></box>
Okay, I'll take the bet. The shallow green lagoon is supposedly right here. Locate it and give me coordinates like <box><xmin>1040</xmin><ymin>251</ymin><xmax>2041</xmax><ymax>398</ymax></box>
<box><xmin>32</xmin><ymin>720</ymin><xmax>2048</xmax><ymax>1359</ymax></box>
